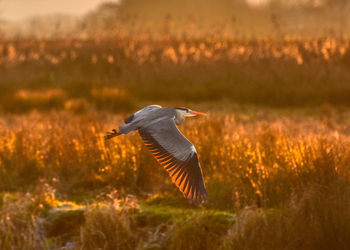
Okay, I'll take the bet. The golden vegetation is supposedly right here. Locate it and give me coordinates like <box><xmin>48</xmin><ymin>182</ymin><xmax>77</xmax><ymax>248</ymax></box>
<box><xmin>1</xmin><ymin>110</ymin><xmax>349</xmax><ymax>205</ymax></box>
<box><xmin>1</xmin><ymin>37</ymin><xmax>349</xmax><ymax>66</ymax></box>
<box><xmin>1</xmin><ymin>110</ymin><xmax>350</xmax><ymax>248</ymax></box>
<box><xmin>1</xmin><ymin>36</ymin><xmax>350</xmax><ymax>115</ymax></box>
<box><xmin>2</xmin><ymin>17</ymin><xmax>350</xmax><ymax>247</ymax></box>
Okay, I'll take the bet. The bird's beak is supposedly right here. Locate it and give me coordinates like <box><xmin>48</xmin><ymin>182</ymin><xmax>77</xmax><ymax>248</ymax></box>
<box><xmin>189</xmin><ymin>110</ymin><xmax>207</xmax><ymax>116</ymax></box>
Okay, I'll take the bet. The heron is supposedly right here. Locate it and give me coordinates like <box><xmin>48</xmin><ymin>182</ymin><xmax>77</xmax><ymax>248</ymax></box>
<box><xmin>104</xmin><ymin>105</ymin><xmax>208</xmax><ymax>204</ymax></box>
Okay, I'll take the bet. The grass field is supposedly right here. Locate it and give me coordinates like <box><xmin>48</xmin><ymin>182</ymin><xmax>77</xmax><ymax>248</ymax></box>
<box><xmin>1</xmin><ymin>37</ymin><xmax>350</xmax><ymax>113</ymax></box>
<box><xmin>2</xmin><ymin>36</ymin><xmax>350</xmax><ymax>249</ymax></box>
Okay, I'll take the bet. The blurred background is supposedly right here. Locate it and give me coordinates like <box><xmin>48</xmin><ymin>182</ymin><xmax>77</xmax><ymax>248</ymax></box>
<box><xmin>2</xmin><ymin>1</ymin><xmax>350</xmax><ymax>249</ymax></box>
<box><xmin>1</xmin><ymin>0</ymin><xmax>350</xmax><ymax>38</ymax></box>
<box><xmin>1</xmin><ymin>0</ymin><xmax>350</xmax><ymax>113</ymax></box>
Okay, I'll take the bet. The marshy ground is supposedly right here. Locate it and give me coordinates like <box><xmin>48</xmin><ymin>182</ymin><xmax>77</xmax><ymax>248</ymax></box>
<box><xmin>2</xmin><ymin>36</ymin><xmax>350</xmax><ymax>249</ymax></box>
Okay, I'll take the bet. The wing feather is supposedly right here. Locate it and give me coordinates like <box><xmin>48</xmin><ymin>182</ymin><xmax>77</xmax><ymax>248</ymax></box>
<box><xmin>139</xmin><ymin>121</ymin><xmax>207</xmax><ymax>204</ymax></box>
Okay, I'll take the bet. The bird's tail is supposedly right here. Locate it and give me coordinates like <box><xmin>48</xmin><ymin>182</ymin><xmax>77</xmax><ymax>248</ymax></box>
<box><xmin>104</xmin><ymin>129</ymin><xmax>122</xmax><ymax>140</ymax></box>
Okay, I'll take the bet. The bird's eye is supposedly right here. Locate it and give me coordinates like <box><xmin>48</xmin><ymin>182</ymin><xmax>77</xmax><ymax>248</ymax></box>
<box><xmin>176</xmin><ymin>107</ymin><xmax>188</xmax><ymax>112</ymax></box>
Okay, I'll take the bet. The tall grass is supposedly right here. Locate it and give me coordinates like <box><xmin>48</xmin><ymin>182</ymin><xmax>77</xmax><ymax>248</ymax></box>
<box><xmin>221</xmin><ymin>183</ymin><xmax>350</xmax><ymax>250</ymax></box>
<box><xmin>1</xmin><ymin>110</ymin><xmax>350</xmax><ymax>248</ymax></box>
<box><xmin>1</xmin><ymin>32</ymin><xmax>350</xmax><ymax>248</ymax></box>
<box><xmin>1</xmin><ymin>110</ymin><xmax>350</xmax><ymax>206</ymax></box>
<box><xmin>1</xmin><ymin>37</ymin><xmax>350</xmax><ymax>114</ymax></box>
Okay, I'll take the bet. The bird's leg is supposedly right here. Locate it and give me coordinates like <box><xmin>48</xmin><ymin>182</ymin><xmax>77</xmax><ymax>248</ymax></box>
<box><xmin>104</xmin><ymin>128</ymin><xmax>122</xmax><ymax>140</ymax></box>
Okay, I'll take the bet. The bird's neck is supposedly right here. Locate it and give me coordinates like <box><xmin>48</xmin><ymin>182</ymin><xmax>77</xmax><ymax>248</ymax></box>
<box><xmin>174</xmin><ymin>110</ymin><xmax>185</xmax><ymax>125</ymax></box>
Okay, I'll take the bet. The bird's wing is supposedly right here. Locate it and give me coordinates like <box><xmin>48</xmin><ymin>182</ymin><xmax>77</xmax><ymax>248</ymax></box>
<box><xmin>138</xmin><ymin>118</ymin><xmax>207</xmax><ymax>203</ymax></box>
<box><xmin>125</xmin><ymin>105</ymin><xmax>162</xmax><ymax>124</ymax></box>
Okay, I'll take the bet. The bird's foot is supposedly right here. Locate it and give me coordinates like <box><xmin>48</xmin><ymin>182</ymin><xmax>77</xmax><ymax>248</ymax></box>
<box><xmin>104</xmin><ymin>129</ymin><xmax>121</xmax><ymax>140</ymax></box>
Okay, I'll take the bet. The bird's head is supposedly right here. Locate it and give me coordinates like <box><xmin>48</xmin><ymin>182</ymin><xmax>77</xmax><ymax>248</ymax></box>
<box><xmin>175</xmin><ymin>107</ymin><xmax>207</xmax><ymax>118</ymax></box>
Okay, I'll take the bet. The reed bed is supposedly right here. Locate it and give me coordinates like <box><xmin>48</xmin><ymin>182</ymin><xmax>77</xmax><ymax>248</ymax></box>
<box><xmin>1</xmin><ymin>110</ymin><xmax>350</xmax><ymax>248</ymax></box>
<box><xmin>1</xmin><ymin>37</ymin><xmax>350</xmax><ymax>114</ymax></box>
<box><xmin>1</xmin><ymin>33</ymin><xmax>350</xmax><ymax>248</ymax></box>
<box><xmin>1</xmin><ymin>110</ymin><xmax>350</xmax><ymax>203</ymax></box>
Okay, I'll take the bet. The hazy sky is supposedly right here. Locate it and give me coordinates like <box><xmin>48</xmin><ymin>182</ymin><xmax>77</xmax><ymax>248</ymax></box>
<box><xmin>0</xmin><ymin>0</ymin><xmax>272</xmax><ymax>22</ymax></box>
<box><xmin>0</xmin><ymin>0</ymin><xmax>120</xmax><ymax>21</ymax></box>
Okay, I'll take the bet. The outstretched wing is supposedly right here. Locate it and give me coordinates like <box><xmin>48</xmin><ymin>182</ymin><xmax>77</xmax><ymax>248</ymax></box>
<box><xmin>124</xmin><ymin>105</ymin><xmax>162</xmax><ymax>124</ymax></box>
<box><xmin>138</xmin><ymin>118</ymin><xmax>207</xmax><ymax>203</ymax></box>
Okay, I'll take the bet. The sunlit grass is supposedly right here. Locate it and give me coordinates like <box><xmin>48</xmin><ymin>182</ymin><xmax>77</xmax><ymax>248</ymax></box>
<box><xmin>1</xmin><ymin>110</ymin><xmax>349</xmax><ymax>205</ymax></box>
<box><xmin>1</xmin><ymin>109</ymin><xmax>350</xmax><ymax>248</ymax></box>
<box><xmin>1</xmin><ymin>37</ymin><xmax>350</xmax><ymax>114</ymax></box>
<box><xmin>2</xmin><ymin>37</ymin><xmax>349</xmax><ymax>66</ymax></box>
<box><xmin>1</xmin><ymin>34</ymin><xmax>350</xmax><ymax>248</ymax></box>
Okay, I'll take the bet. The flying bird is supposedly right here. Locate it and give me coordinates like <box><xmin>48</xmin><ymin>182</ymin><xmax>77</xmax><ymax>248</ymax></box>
<box><xmin>104</xmin><ymin>105</ymin><xmax>208</xmax><ymax>203</ymax></box>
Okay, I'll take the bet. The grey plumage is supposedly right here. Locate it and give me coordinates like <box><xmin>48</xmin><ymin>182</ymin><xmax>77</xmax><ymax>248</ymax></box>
<box><xmin>105</xmin><ymin>105</ymin><xmax>208</xmax><ymax>203</ymax></box>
